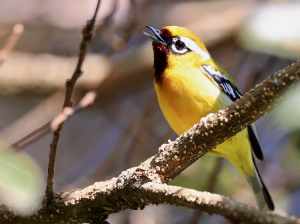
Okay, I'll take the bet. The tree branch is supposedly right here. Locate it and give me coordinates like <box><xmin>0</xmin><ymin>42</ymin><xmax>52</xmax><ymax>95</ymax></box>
<box><xmin>0</xmin><ymin>179</ymin><xmax>299</xmax><ymax>224</ymax></box>
<box><xmin>1</xmin><ymin>61</ymin><xmax>299</xmax><ymax>223</ymax></box>
<box><xmin>141</xmin><ymin>183</ymin><xmax>298</xmax><ymax>224</ymax></box>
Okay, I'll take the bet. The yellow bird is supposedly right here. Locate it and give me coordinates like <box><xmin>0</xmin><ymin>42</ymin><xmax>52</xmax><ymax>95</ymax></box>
<box><xmin>144</xmin><ymin>25</ymin><xmax>274</xmax><ymax>210</ymax></box>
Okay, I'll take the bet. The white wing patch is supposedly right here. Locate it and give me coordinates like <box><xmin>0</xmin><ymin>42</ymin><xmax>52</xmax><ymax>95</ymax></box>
<box><xmin>200</xmin><ymin>65</ymin><xmax>242</xmax><ymax>101</ymax></box>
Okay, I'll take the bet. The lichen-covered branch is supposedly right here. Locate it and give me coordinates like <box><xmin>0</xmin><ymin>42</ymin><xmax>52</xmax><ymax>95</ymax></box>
<box><xmin>0</xmin><ymin>61</ymin><xmax>299</xmax><ymax>223</ymax></box>
<box><xmin>150</xmin><ymin>60</ymin><xmax>300</xmax><ymax>182</ymax></box>
<box><xmin>140</xmin><ymin>183</ymin><xmax>299</xmax><ymax>224</ymax></box>
<box><xmin>0</xmin><ymin>178</ymin><xmax>299</xmax><ymax>224</ymax></box>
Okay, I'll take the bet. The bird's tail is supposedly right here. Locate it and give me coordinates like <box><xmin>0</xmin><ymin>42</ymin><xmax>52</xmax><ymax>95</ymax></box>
<box><xmin>246</xmin><ymin>157</ymin><xmax>274</xmax><ymax>211</ymax></box>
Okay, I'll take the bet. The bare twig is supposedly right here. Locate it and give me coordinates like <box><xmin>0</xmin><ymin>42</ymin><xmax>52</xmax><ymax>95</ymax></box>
<box><xmin>9</xmin><ymin>90</ymin><xmax>96</xmax><ymax>151</ymax></box>
<box><xmin>0</xmin><ymin>61</ymin><xmax>300</xmax><ymax>223</ymax></box>
<box><xmin>10</xmin><ymin>91</ymin><xmax>96</xmax><ymax>150</ymax></box>
<box><xmin>0</xmin><ymin>24</ymin><xmax>24</xmax><ymax>66</ymax></box>
<box><xmin>45</xmin><ymin>0</ymin><xmax>101</xmax><ymax>206</ymax></box>
<box><xmin>50</xmin><ymin>91</ymin><xmax>97</xmax><ymax>132</ymax></box>
<box><xmin>7</xmin><ymin>0</ymin><xmax>138</xmax><ymax>152</ymax></box>
<box><xmin>0</xmin><ymin>93</ymin><xmax>93</xmax><ymax>154</ymax></box>
<box><xmin>9</xmin><ymin>91</ymin><xmax>96</xmax><ymax>150</ymax></box>
<box><xmin>0</xmin><ymin>91</ymin><xmax>64</xmax><ymax>147</ymax></box>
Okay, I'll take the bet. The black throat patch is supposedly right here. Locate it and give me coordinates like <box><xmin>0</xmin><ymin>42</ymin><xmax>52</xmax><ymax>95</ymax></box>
<box><xmin>153</xmin><ymin>42</ymin><xmax>169</xmax><ymax>84</ymax></box>
<box><xmin>152</xmin><ymin>28</ymin><xmax>173</xmax><ymax>84</ymax></box>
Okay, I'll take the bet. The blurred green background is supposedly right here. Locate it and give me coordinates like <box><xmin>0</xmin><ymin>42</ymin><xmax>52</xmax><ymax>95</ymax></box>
<box><xmin>0</xmin><ymin>0</ymin><xmax>300</xmax><ymax>223</ymax></box>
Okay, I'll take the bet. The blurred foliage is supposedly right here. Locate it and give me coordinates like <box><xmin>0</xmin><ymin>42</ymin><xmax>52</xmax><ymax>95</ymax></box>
<box><xmin>272</xmin><ymin>91</ymin><xmax>300</xmax><ymax>132</ymax></box>
<box><xmin>237</xmin><ymin>3</ymin><xmax>300</xmax><ymax>59</ymax></box>
<box><xmin>0</xmin><ymin>142</ymin><xmax>44</xmax><ymax>215</ymax></box>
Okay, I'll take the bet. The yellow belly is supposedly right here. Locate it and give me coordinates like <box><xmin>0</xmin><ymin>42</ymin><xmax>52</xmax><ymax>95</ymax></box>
<box><xmin>154</xmin><ymin>67</ymin><xmax>254</xmax><ymax>177</ymax></box>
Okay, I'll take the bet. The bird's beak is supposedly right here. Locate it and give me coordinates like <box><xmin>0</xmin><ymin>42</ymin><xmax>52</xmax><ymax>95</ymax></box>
<box><xmin>143</xmin><ymin>25</ymin><xmax>167</xmax><ymax>46</ymax></box>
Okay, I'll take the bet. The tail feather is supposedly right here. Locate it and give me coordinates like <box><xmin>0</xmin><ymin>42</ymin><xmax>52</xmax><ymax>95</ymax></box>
<box><xmin>247</xmin><ymin>157</ymin><xmax>274</xmax><ymax>211</ymax></box>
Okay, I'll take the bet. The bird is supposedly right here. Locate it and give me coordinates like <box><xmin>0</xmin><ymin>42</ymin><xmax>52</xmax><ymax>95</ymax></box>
<box><xmin>144</xmin><ymin>25</ymin><xmax>274</xmax><ymax>211</ymax></box>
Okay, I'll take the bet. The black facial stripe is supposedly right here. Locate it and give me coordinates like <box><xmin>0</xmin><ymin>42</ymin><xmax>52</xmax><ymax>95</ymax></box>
<box><xmin>163</xmin><ymin>36</ymin><xmax>173</xmax><ymax>45</ymax></box>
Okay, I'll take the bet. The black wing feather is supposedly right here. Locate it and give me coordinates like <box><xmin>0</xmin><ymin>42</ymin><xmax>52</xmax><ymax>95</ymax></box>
<box><xmin>200</xmin><ymin>65</ymin><xmax>242</xmax><ymax>101</ymax></box>
<box><xmin>252</xmin><ymin>155</ymin><xmax>274</xmax><ymax>210</ymax></box>
<box><xmin>200</xmin><ymin>64</ymin><xmax>264</xmax><ymax>160</ymax></box>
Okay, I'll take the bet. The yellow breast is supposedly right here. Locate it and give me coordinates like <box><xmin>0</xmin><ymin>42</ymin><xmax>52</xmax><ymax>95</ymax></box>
<box><xmin>154</xmin><ymin>59</ymin><xmax>253</xmax><ymax>177</ymax></box>
<box><xmin>155</xmin><ymin>65</ymin><xmax>231</xmax><ymax>135</ymax></box>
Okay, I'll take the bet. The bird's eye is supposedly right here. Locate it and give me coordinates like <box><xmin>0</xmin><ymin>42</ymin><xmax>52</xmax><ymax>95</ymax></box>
<box><xmin>175</xmin><ymin>41</ymin><xmax>185</xmax><ymax>50</ymax></box>
<box><xmin>170</xmin><ymin>38</ymin><xmax>188</xmax><ymax>54</ymax></box>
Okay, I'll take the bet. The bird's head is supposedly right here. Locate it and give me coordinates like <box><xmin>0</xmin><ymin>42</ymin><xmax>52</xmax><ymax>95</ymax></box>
<box><xmin>144</xmin><ymin>25</ymin><xmax>211</xmax><ymax>82</ymax></box>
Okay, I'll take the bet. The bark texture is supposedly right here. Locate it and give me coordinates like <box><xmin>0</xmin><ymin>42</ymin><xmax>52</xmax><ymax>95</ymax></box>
<box><xmin>0</xmin><ymin>61</ymin><xmax>299</xmax><ymax>223</ymax></box>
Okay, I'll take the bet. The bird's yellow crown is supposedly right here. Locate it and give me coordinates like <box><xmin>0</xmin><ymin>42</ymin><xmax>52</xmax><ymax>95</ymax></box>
<box><xmin>163</xmin><ymin>26</ymin><xmax>208</xmax><ymax>52</ymax></box>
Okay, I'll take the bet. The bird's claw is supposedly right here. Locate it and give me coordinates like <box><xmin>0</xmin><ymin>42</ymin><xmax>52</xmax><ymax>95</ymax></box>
<box><xmin>159</xmin><ymin>143</ymin><xmax>169</xmax><ymax>152</ymax></box>
<box><xmin>200</xmin><ymin>113</ymin><xmax>214</xmax><ymax>128</ymax></box>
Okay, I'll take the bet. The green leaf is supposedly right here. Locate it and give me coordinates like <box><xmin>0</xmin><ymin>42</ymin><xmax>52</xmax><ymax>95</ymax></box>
<box><xmin>0</xmin><ymin>142</ymin><xmax>44</xmax><ymax>215</ymax></box>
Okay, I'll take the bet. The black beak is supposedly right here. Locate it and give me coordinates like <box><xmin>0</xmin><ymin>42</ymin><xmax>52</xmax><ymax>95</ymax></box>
<box><xmin>143</xmin><ymin>25</ymin><xmax>167</xmax><ymax>45</ymax></box>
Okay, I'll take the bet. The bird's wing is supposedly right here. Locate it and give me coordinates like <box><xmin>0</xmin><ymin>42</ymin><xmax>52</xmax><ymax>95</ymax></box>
<box><xmin>200</xmin><ymin>64</ymin><xmax>242</xmax><ymax>102</ymax></box>
<box><xmin>200</xmin><ymin>64</ymin><xmax>264</xmax><ymax>161</ymax></box>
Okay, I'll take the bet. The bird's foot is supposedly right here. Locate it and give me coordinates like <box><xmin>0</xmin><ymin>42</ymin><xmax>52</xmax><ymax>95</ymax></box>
<box><xmin>159</xmin><ymin>143</ymin><xmax>169</xmax><ymax>152</ymax></box>
<box><xmin>200</xmin><ymin>113</ymin><xmax>214</xmax><ymax>128</ymax></box>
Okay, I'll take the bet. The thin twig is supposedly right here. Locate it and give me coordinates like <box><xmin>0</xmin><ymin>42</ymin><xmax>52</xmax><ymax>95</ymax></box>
<box><xmin>6</xmin><ymin>0</ymin><xmax>138</xmax><ymax>152</ymax></box>
<box><xmin>1</xmin><ymin>92</ymin><xmax>95</xmax><ymax>156</ymax></box>
<box><xmin>10</xmin><ymin>91</ymin><xmax>96</xmax><ymax>150</ymax></box>
<box><xmin>0</xmin><ymin>23</ymin><xmax>24</xmax><ymax>66</ymax></box>
<box><xmin>45</xmin><ymin>0</ymin><xmax>101</xmax><ymax>206</ymax></box>
<box><xmin>50</xmin><ymin>91</ymin><xmax>97</xmax><ymax>132</ymax></box>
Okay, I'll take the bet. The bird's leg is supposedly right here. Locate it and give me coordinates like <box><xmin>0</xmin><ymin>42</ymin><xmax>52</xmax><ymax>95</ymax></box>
<box><xmin>200</xmin><ymin>113</ymin><xmax>214</xmax><ymax>128</ymax></box>
<box><xmin>158</xmin><ymin>140</ymin><xmax>172</xmax><ymax>152</ymax></box>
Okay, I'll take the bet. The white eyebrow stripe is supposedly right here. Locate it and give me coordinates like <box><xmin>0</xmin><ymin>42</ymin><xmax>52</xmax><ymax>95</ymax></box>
<box><xmin>179</xmin><ymin>36</ymin><xmax>211</xmax><ymax>61</ymax></box>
